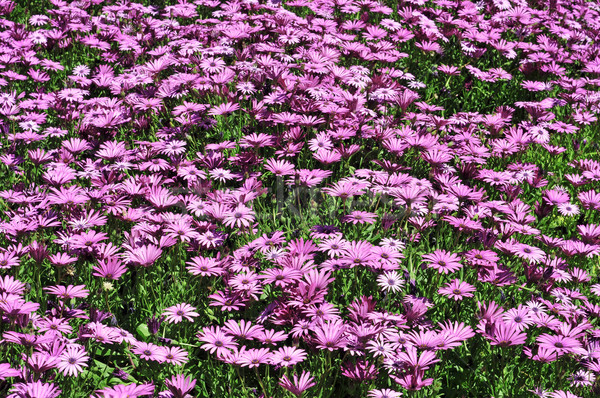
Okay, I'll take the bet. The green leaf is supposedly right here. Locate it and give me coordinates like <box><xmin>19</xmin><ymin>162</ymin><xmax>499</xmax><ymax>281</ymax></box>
<box><xmin>93</xmin><ymin>359</ymin><xmax>112</xmax><ymax>370</ymax></box>
<box><xmin>205</xmin><ymin>308</ymin><xmax>219</xmax><ymax>322</ymax></box>
<box><xmin>109</xmin><ymin>377</ymin><xmax>126</xmax><ymax>385</ymax></box>
<box><xmin>136</xmin><ymin>323</ymin><xmax>150</xmax><ymax>340</ymax></box>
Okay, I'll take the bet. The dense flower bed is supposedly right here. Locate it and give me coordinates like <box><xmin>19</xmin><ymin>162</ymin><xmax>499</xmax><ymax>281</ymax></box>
<box><xmin>0</xmin><ymin>0</ymin><xmax>600</xmax><ymax>397</ymax></box>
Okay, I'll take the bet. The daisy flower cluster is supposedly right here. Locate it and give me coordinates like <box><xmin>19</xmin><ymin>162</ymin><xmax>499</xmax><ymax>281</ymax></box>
<box><xmin>0</xmin><ymin>0</ymin><xmax>599</xmax><ymax>396</ymax></box>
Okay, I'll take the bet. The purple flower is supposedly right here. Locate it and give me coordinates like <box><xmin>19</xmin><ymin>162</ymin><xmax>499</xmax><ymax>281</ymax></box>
<box><xmin>57</xmin><ymin>345</ymin><xmax>89</xmax><ymax>377</ymax></box>
<box><xmin>44</xmin><ymin>285</ymin><xmax>89</xmax><ymax>300</ymax></box>
<box><xmin>377</xmin><ymin>271</ymin><xmax>405</xmax><ymax>293</ymax></box>
<box><xmin>165</xmin><ymin>374</ymin><xmax>196</xmax><ymax>398</ymax></box>
<box><xmin>198</xmin><ymin>326</ymin><xmax>238</xmax><ymax>357</ymax></box>
<box><xmin>312</xmin><ymin>319</ymin><xmax>347</xmax><ymax>351</ymax></box>
<box><xmin>438</xmin><ymin>279</ymin><xmax>475</xmax><ymax>300</ymax></box>
<box><xmin>270</xmin><ymin>346</ymin><xmax>307</xmax><ymax>367</ymax></box>
<box><xmin>163</xmin><ymin>303</ymin><xmax>199</xmax><ymax>324</ymax></box>
<box><xmin>278</xmin><ymin>371</ymin><xmax>316</xmax><ymax>397</ymax></box>
<box><xmin>422</xmin><ymin>250</ymin><xmax>463</xmax><ymax>274</ymax></box>
<box><xmin>536</xmin><ymin>334</ymin><xmax>584</xmax><ymax>356</ymax></box>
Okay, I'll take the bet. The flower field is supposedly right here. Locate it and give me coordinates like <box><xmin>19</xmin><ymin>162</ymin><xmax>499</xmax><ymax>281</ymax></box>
<box><xmin>1</xmin><ymin>0</ymin><xmax>600</xmax><ymax>396</ymax></box>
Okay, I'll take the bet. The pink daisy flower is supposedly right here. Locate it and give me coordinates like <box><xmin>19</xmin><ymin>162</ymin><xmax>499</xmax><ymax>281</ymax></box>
<box><xmin>422</xmin><ymin>250</ymin><xmax>463</xmax><ymax>274</ymax></box>
<box><xmin>223</xmin><ymin>204</ymin><xmax>255</xmax><ymax>229</ymax></box>
<box><xmin>438</xmin><ymin>279</ymin><xmax>476</xmax><ymax>300</ymax></box>
<box><xmin>486</xmin><ymin>321</ymin><xmax>527</xmax><ymax>347</ymax></box>
<box><xmin>557</xmin><ymin>203</ymin><xmax>580</xmax><ymax>216</ymax></box>
<box><xmin>536</xmin><ymin>334</ymin><xmax>584</xmax><ymax>355</ymax></box>
<box><xmin>44</xmin><ymin>284</ymin><xmax>89</xmax><ymax>300</ymax></box>
<box><xmin>163</xmin><ymin>303</ymin><xmax>199</xmax><ymax>324</ymax></box>
<box><xmin>270</xmin><ymin>346</ymin><xmax>307</xmax><ymax>367</ymax></box>
<box><xmin>239</xmin><ymin>347</ymin><xmax>271</xmax><ymax>368</ymax></box>
<box><xmin>511</xmin><ymin>243</ymin><xmax>546</xmax><ymax>263</ymax></box>
<box><xmin>343</xmin><ymin>211</ymin><xmax>377</xmax><ymax>224</ymax></box>
<box><xmin>502</xmin><ymin>305</ymin><xmax>533</xmax><ymax>330</ymax></box>
<box><xmin>57</xmin><ymin>345</ymin><xmax>89</xmax><ymax>377</ymax></box>
<box><xmin>368</xmin><ymin>388</ymin><xmax>403</xmax><ymax>398</ymax></box>
<box><xmin>165</xmin><ymin>374</ymin><xmax>196</xmax><ymax>397</ymax></box>
<box><xmin>132</xmin><ymin>342</ymin><xmax>164</xmax><ymax>362</ymax></box>
<box><xmin>161</xmin><ymin>346</ymin><xmax>189</xmax><ymax>366</ymax></box>
<box><xmin>198</xmin><ymin>326</ymin><xmax>238</xmax><ymax>357</ymax></box>
<box><xmin>279</xmin><ymin>371</ymin><xmax>316</xmax><ymax>396</ymax></box>
<box><xmin>377</xmin><ymin>271</ymin><xmax>405</xmax><ymax>293</ymax></box>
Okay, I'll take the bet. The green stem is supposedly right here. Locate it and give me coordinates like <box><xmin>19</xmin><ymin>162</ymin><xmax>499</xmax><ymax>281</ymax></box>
<box><xmin>236</xmin><ymin>366</ymin><xmax>248</xmax><ymax>396</ymax></box>
<box><xmin>254</xmin><ymin>367</ymin><xmax>269</xmax><ymax>398</ymax></box>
